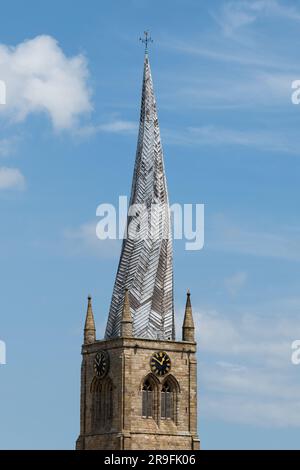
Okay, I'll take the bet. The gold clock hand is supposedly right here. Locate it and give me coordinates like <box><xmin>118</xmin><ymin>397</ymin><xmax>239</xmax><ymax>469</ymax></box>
<box><xmin>153</xmin><ymin>357</ymin><xmax>163</xmax><ymax>366</ymax></box>
<box><xmin>159</xmin><ymin>355</ymin><xmax>166</xmax><ymax>364</ymax></box>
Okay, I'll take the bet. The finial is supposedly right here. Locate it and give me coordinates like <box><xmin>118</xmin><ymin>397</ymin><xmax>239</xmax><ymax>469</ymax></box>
<box><xmin>187</xmin><ymin>289</ymin><xmax>190</xmax><ymax>296</ymax></box>
<box><xmin>139</xmin><ymin>30</ymin><xmax>153</xmax><ymax>54</ymax></box>
<box><xmin>84</xmin><ymin>295</ymin><xmax>96</xmax><ymax>344</ymax></box>
<box><xmin>121</xmin><ymin>288</ymin><xmax>133</xmax><ymax>337</ymax></box>
<box><xmin>182</xmin><ymin>289</ymin><xmax>195</xmax><ymax>342</ymax></box>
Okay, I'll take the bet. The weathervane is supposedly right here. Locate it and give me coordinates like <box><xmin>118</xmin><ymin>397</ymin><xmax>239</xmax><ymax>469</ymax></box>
<box><xmin>139</xmin><ymin>30</ymin><xmax>153</xmax><ymax>54</ymax></box>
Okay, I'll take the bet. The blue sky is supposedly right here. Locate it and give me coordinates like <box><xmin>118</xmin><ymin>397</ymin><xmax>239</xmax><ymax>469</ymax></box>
<box><xmin>0</xmin><ymin>0</ymin><xmax>300</xmax><ymax>449</ymax></box>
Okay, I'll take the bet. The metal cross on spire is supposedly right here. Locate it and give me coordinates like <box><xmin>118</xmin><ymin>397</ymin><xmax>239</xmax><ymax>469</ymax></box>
<box><xmin>139</xmin><ymin>30</ymin><xmax>153</xmax><ymax>54</ymax></box>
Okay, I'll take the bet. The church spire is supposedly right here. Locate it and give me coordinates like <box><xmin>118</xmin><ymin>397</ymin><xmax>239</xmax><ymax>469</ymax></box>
<box><xmin>182</xmin><ymin>290</ymin><xmax>195</xmax><ymax>342</ymax></box>
<box><xmin>105</xmin><ymin>41</ymin><xmax>174</xmax><ymax>341</ymax></box>
<box><xmin>84</xmin><ymin>295</ymin><xmax>96</xmax><ymax>344</ymax></box>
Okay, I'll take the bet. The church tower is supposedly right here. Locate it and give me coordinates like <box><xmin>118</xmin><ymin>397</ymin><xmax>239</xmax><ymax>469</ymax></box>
<box><xmin>76</xmin><ymin>36</ymin><xmax>200</xmax><ymax>451</ymax></box>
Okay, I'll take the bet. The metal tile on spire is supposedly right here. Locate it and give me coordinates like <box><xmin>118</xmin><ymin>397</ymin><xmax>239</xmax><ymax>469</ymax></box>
<box><xmin>105</xmin><ymin>48</ymin><xmax>174</xmax><ymax>340</ymax></box>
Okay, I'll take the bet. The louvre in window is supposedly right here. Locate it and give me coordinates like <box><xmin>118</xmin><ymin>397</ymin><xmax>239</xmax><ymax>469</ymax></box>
<box><xmin>142</xmin><ymin>380</ymin><xmax>153</xmax><ymax>418</ymax></box>
<box><xmin>161</xmin><ymin>382</ymin><xmax>173</xmax><ymax>420</ymax></box>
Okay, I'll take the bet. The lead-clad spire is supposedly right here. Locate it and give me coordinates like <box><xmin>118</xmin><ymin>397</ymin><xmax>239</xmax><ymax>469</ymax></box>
<box><xmin>105</xmin><ymin>48</ymin><xmax>174</xmax><ymax>340</ymax></box>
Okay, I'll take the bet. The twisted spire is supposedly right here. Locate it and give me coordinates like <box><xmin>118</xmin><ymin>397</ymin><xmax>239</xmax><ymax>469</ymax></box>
<box><xmin>105</xmin><ymin>52</ymin><xmax>174</xmax><ymax>340</ymax></box>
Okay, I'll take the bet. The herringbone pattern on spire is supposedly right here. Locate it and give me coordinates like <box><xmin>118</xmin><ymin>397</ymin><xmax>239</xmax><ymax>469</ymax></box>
<box><xmin>105</xmin><ymin>54</ymin><xmax>174</xmax><ymax>340</ymax></box>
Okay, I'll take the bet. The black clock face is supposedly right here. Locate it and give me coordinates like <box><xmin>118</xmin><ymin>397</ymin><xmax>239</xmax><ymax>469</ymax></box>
<box><xmin>93</xmin><ymin>351</ymin><xmax>109</xmax><ymax>378</ymax></box>
<box><xmin>150</xmin><ymin>351</ymin><xmax>171</xmax><ymax>376</ymax></box>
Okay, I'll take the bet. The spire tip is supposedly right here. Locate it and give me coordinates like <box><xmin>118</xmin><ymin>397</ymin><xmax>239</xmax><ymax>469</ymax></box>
<box><xmin>139</xmin><ymin>30</ymin><xmax>153</xmax><ymax>54</ymax></box>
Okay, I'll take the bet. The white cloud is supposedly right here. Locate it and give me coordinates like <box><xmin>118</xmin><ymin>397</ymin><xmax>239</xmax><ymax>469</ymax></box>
<box><xmin>0</xmin><ymin>167</ymin><xmax>25</xmax><ymax>190</ymax></box>
<box><xmin>0</xmin><ymin>35</ymin><xmax>92</xmax><ymax>130</ymax></box>
<box><xmin>64</xmin><ymin>221</ymin><xmax>121</xmax><ymax>258</ymax></box>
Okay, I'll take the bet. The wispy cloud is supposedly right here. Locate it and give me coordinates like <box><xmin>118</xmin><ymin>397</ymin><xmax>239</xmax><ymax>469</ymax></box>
<box><xmin>167</xmin><ymin>39</ymin><xmax>286</xmax><ymax>70</ymax></box>
<box><xmin>197</xmin><ymin>307</ymin><xmax>298</xmax><ymax>367</ymax></box>
<box><xmin>204</xmin><ymin>393</ymin><xmax>300</xmax><ymax>428</ymax></box>
<box><xmin>0</xmin><ymin>138</ymin><xmax>17</xmax><ymax>157</ymax></box>
<box><xmin>204</xmin><ymin>362</ymin><xmax>298</xmax><ymax>401</ymax></box>
<box><xmin>208</xmin><ymin>215</ymin><xmax>300</xmax><ymax>262</ymax></box>
<box><xmin>164</xmin><ymin>124</ymin><xmax>300</xmax><ymax>154</ymax></box>
<box><xmin>193</xmin><ymin>302</ymin><xmax>300</xmax><ymax>427</ymax></box>
<box><xmin>76</xmin><ymin>119</ymin><xmax>138</xmax><ymax>137</ymax></box>
<box><xmin>63</xmin><ymin>221</ymin><xmax>121</xmax><ymax>258</ymax></box>
<box><xmin>214</xmin><ymin>0</ymin><xmax>300</xmax><ymax>36</ymax></box>
<box><xmin>159</xmin><ymin>1</ymin><xmax>300</xmax><ymax>117</ymax></box>
<box><xmin>98</xmin><ymin>120</ymin><xmax>137</xmax><ymax>133</ymax></box>
<box><xmin>0</xmin><ymin>167</ymin><xmax>25</xmax><ymax>190</ymax></box>
<box><xmin>224</xmin><ymin>271</ymin><xmax>247</xmax><ymax>296</ymax></box>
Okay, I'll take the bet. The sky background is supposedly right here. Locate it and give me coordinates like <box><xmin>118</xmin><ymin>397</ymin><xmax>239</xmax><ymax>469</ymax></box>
<box><xmin>0</xmin><ymin>0</ymin><xmax>300</xmax><ymax>450</ymax></box>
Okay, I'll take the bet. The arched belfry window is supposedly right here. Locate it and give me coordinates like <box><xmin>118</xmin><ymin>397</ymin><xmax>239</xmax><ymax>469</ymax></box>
<box><xmin>91</xmin><ymin>377</ymin><xmax>113</xmax><ymax>432</ymax></box>
<box><xmin>161</xmin><ymin>381</ymin><xmax>174</xmax><ymax>420</ymax></box>
<box><xmin>142</xmin><ymin>379</ymin><xmax>153</xmax><ymax>418</ymax></box>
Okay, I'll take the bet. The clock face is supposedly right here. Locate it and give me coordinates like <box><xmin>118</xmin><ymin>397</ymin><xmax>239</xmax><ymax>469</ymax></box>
<box><xmin>150</xmin><ymin>351</ymin><xmax>171</xmax><ymax>376</ymax></box>
<box><xmin>93</xmin><ymin>350</ymin><xmax>109</xmax><ymax>378</ymax></box>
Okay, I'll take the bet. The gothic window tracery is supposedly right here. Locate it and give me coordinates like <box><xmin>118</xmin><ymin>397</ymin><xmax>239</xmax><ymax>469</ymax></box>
<box><xmin>91</xmin><ymin>376</ymin><xmax>113</xmax><ymax>432</ymax></box>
